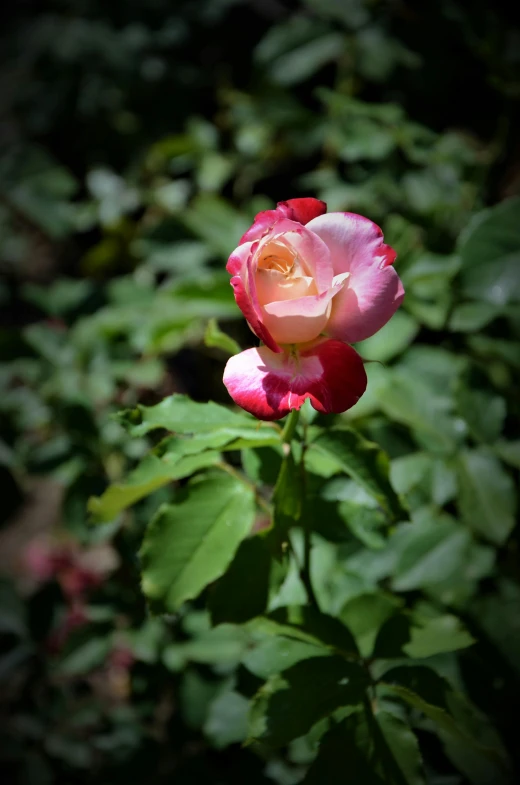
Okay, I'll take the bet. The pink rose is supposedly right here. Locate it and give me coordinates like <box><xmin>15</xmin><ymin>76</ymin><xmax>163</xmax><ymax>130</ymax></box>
<box><xmin>223</xmin><ymin>198</ymin><xmax>404</xmax><ymax>420</ymax></box>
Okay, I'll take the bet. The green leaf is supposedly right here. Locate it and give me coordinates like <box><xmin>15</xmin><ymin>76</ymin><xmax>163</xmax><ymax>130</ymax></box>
<box><xmin>56</xmin><ymin>638</ymin><xmax>111</xmax><ymax>677</ymax></box>
<box><xmin>163</xmin><ymin>624</ymin><xmax>249</xmax><ymax>670</ymax></box>
<box><xmin>302</xmin><ymin>718</ymin><xmax>386</xmax><ymax>785</ymax></box>
<box><xmin>119</xmin><ymin>393</ymin><xmax>279</xmax><ymax>441</ymax></box>
<box><xmin>273</xmin><ymin>450</ymin><xmax>302</xmax><ymax>521</ymax></box>
<box><xmin>492</xmin><ymin>440</ymin><xmax>520</xmax><ymax>470</ymax></box>
<box><xmin>373</xmin><ymin>366</ymin><xmax>461</xmax><ymax>453</ymax></box>
<box><xmin>392</xmin><ymin>510</ymin><xmax>472</xmax><ymax>592</ymax></box>
<box><xmin>243</xmin><ymin>636</ymin><xmax>326</xmax><ymax>679</ymax></box>
<box><xmin>402</xmin><ymin>615</ymin><xmax>475</xmax><ymax>658</ymax></box>
<box><xmin>338</xmin><ymin>500</ymin><xmax>388</xmax><ymax>549</ymax></box>
<box><xmin>340</xmin><ymin>592</ymin><xmax>402</xmax><ymax>657</ymax></box>
<box><xmin>249</xmin><ymin>656</ymin><xmax>369</xmax><ymax>747</ymax></box>
<box><xmin>180</xmin><ymin>669</ymin><xmax>222</xmax><ymax>730</ymax></box>
<box><xmin>455</xmin><ymin>387</ymin><xmax>506</xmax><ymax>444</ymax></box>
<box><xmin>382</xmin><ymin>668</ymin><xmax>511</xmax><ymax>781</ymax></box>
<box><xmin>458</xmin><ymin>197</ymin><xmax>520</xmax><ymax>305</ymax></box>
<box><xmin>209</xmin><ymin>536</ymin><xmax>271</xmax><ymax>625</ymax></box>
<box><xmin>204</xmin><ymin>318</ymin><xmax>241</xmax><ymax>356</ymax></box>
<box><xmin>269</xmin><ymin>606</ymin><xmax>359</xmax><ymax>656</ymax></box>
<box><xmin>375</xmin><ymin>710</ymin><xmax>425</xmax><ymax>785</ymax></box>
<box><xmin>181</xmin><ymin>194</ymin><xmax>249</xmax><ymax>258</ymax></box>
<box><xmin>89</xmin><ymin>444</ymin><xmax>221</xmax><ymax>523</ymax></box>
<box><xmin>140</xmin><ymin>472</ymin><xmax>256</xmax><ymax>612</ymax></box>
<box><xmin>449</xmin><ymin>301</ymin><xmax>503</xmax><ymax>332</ymax></box>
<box><xmin>355</xmin><ymin>310</ymin><xmax>419</xmax><ymax>363</ymax></box>
<box><xmin>311</xmin><ymin>427</ymin><xmax>407</xmax><ymax>522</ymax></box>
<box><xmin>204</xmin><ymin>690</ymin><xmax>249</xmax><ymax>748</ymax></box>
<box><xmin>456</xmin><ymin>449</ymin><xmax>516</xmax><ymax>545</ymax></box>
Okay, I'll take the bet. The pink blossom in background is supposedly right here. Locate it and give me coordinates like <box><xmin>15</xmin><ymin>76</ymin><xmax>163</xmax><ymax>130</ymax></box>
<box><xmin>224</xmin><ymin>197</ymin><xmax>404</xmax><ymax>420</ymax></box>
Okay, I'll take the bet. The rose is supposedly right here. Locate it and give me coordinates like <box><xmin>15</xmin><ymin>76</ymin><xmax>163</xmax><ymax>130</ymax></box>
<box><xmin>223</xmin><ymin>198</ymin><xmax>404</xmax><ymax>420</ymax></box>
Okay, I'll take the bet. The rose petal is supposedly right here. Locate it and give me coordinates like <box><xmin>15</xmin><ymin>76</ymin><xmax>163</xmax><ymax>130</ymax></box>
<box><xmin>277</xmin><ymin>198</ymin><xmax>327</xmax><ymax>225</ymax></box>
<box><xmin>226</xmin><ymin>240</ymin><xmax>254</xmax><ymax>276</ymax></box>
<box><xmin>239</xmin><ymin>198</ymin><xmax>327</xmax><ymax>244</ymax></box>
<box><xmin>306</xmin><ymin>212</ymin><xmax>403</xmax><ymax>343</ymax></box>
<box><xmin>223</xmin><ymin>339</ymin><xmax>367</xmax><ymax>421</ymax></box>
<box><xmin>239</xmin><ymin>209</ymin><xmax>287</xmax><ymax>244</ymax></box>
<box><xmin>230</xmin><ymin>275</ymin><xmax>281</xmax><ymax>353</ymax></box>
<box><xmin>261</xmin><ymin>287</ymin><xmax>337</xmax><ymax>345</ymax></box>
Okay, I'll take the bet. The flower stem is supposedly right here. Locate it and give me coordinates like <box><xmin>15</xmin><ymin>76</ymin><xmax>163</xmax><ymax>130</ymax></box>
<box><xmin>299</xmin><ymin>415</ymin><xmax>319</xmax><ymax>611</ymax></box>
<box><xmin>281</xmin><ymin>407</ymin><xmax>300</xmax><ymax>444</ymax></box>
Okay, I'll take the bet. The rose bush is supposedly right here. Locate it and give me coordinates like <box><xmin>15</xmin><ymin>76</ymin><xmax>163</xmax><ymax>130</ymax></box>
<box><xmin>223</xmin><ymin>198</ymin><xmax>404</xmax><ymax>420</ymax></box>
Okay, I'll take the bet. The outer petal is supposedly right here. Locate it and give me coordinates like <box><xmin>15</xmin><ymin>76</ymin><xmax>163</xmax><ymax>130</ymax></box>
<box><xmin>277</xmin><ymin>198</ymin><xmax>327</xmax><ymax>225</ymax></box>
<box><xmin>239</xmin><ymin>208</ymin><xmax>289</xmax><ymax>244</ymax></box>
<box><xmin>230</xmin><ymin>275</ymin><xmax>281</xmax><ymax>353</ymax></box>
<box><xmin>306</xmin><ymin>212</ymin><xmax>403</xmax><ymax>343</ymax></box>
<box><xmin>226</xmin><ymin>240</ymin><xmax>254</xmax><ymax>276</ymax></box>
<box><xmin>223</xmin><ymin>340</ymin><xmax>367</xmax><ymax>421</ymax></box>
<box><xmin>239</xmin><ymin>198</ymin><xmax>327</xmax><ymax>244</ymax></box>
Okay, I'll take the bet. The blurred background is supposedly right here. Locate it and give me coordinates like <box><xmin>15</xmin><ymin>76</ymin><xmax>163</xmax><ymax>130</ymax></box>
<box><xmin>1</xmin><ymin>1</ymin><xmax>519</xmax><ymax>783</ymax></box>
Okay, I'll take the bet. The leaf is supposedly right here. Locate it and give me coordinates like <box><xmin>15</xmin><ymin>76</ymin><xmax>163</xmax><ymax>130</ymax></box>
<box><xmin>340</xmin><ymin>592</ymin><xmax>402</xmax><ymax>657</ymax></box>
<box><xmin>119</xmin><ymin>393</ymin><xmax>279</xmax><ymax>440</ymax></box>
<box><xmin>249</xmin><ymin>656</ymin><xmax>369</xmax><ymax>747</ymax></box>
<box><xmin>449</xmin><ymin>302</ymin><xmax>503</xmax><ymax>332</ymax></box>
<box><xmin>338</xmin><ymin>500</ymin><xmax>388</xmax><ymax>550</ymax></box>
<box><xmin>456</xmin><ymin>449</ymin><xmax>516</xmax><ymax>545</ymax></box>
<box><xmin>375</xmin><ymin>710</ymin><xmax>425</xmax><ymax>785</ymax></box>
<box><xmin>273</xmin><ymin>450</ymin><xmax>302</xmax><ymax>521</ymax></box>
<box><xmin>373</xmin><ymin>366</ymin><xmax>460</xmax><ymax>453</ymax></box>
<box><xmin>180</xmin><ymin>670</ymin><xmax>222</xmax><ymax>730</ymax></box>
<box><xmin>204</xmin><ymin>318</ymin><xmax>240</xmax><ymax>356</ymax></box>
<box><xmin>204</xmin><ymin>690</ymin><xmax>249</xmax><ymax>748</ymax></box>
<box><xmin>492</xmin><ymin>440</ymin><xmax>520</xmax><ymax>470</ymax></box>
<box><xmin>355</xmin><ymin>310</ymin><xmax>419</xmax><ymax>363</ymax></box>
<box><xmin>458</xmin><ymin>197</ymin><xmax>520</xmax><ymax>305</ymax></box>
<box><xmin>382</xmin><ymin>668</ymin><xmax>511</xmax><ymax>781</ymax></box>
<box><xmin>311</xmin><ymin>427</ymin><xmax>407</xmax><ymax>522</ymax></box>
<box><xmin>181</xmin><ymin>194</ymin><xmax>249</xmax><ymax>258</ymax></box>
<box><xmin>140</xmin><ymin>472</ymin><xmax>256</xmax><ymax>612</ymax></box>
<box><xmin>391</xmin><ymin>510</ymin><xmax>472</xmax><ymax>592</ymax></box>
<box><xmin>269</xmin><ymin>606</ymin><xmax>359</xmax><ymax>656</ymax></box>
<box><xmin>56</xmin><ymin>638</ymin><xmax>111</xmax><ymax>677</ymax></box>
<box><xmin>440</xmin><ymin>692</ymin><xmax>513</xmax><ymax>785</ymax></box>
<box><xmin>209</xmin><ymin>536</ymin><xmax>271</xmax><ymax>625</ymax></box>
<box><xmin>302</xmin><ymin>718</ymin><xmax>386</xmax><ymax>785</ymax></box>
<box><xmin>243</xmin><ymin>636</ymin><xmax>326</xmax><ymax>679</ymax></box>
<box><xmin>89</xmin><ymin>445</ymin><xmax>221</xmax><ymax>523</ymax></box>
<box><xmin>455</xmin><ymin>387</ymin><xmax>506</xmax><ymax>444</ymax></box>
<box><xmin>163</xmin><ymin>624</ymin><xmax>249</xmax><ymax>671</ymax></box>
<box><xmin>402</xmin><ymin>615</ymin><xmax>475</xmax><ymax>658</ymax></box>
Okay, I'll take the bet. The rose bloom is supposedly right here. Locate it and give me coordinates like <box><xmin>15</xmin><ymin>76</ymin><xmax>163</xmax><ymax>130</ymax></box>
<box><xmin>223</xmin><ymin>198</ymin><xmax>404</xmax><ymax>420</ymax></box>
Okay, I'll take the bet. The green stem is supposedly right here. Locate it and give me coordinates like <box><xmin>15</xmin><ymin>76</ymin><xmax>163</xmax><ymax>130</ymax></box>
<box><xmin>299</xmin><ymin>415</ymin><xmax>319</xmax><ymax>611</ymax></box>
<box><xmin>281</xmin><ymin>407</ymin><xmax>300</xmax><ymax>444</ymax></box>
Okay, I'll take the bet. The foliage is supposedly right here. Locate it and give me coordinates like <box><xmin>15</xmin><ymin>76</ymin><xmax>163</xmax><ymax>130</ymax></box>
<box><xmin>1</xmin><ymin>1</ymin><xmax>519</xmax><ymax>784</ymax></box>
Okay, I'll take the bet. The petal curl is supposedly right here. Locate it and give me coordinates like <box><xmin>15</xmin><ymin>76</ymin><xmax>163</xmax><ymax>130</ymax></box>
<box><xmin>277</xmin><ymin>198</ymin><xmax>327</xmax><ymax>225</ymax></box>
<box><xmin>306</xmin><ymin>212</ymin><xmax>403</xmax><ymax>343</ymax></box>
<box><xmin>261</xmin><ymin>287</ymin><xmax>337</xmax><ymax>345</ymax></box>
<box><xmin>239</xmin><ymin>198</ymin><xmax>327</xmax><ymax>244</ymax></box>
<box><xmin>223</xmin><ymin>339</ymin><xmax>367</xmax><ymax>421</ymax></box>
<box><xmin>230</xmin><ymin>275</ymin><xmax>281</xmax><ymax>353</ymax></box>
<box><xmin>226</xmin><ymin>240</ymin><xmax>254</xmax><ymax>276</ymax></box>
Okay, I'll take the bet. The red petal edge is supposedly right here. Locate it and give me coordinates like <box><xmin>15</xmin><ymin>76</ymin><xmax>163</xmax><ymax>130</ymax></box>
<box><xmin>277</xmin><ymin>198</ymin><xmax>327</xmax><ymax>226</ymax></box>
<box><xmin>230</xmin><ymin>275</ymin><xmax>281</xmax><ymax>354</ymax></box>
<box><xmin>223</xmin><ymin>339</ymin><xmax>367</xmax><ymax>421</ymax></box>
<box><xmin>239</xmin><ymin>198</ymin><xmax>327</xmax><ymax>244</ymax></box>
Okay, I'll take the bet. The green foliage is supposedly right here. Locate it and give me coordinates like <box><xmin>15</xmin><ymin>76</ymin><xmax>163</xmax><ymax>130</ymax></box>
<box><xmin>1</xmin><ymin>1</ymin><xmax>519</xmax><ymax>783</ymax></box>
<box><xmin>140</xmin><ymin>472</ymin><xmax>256</xmax><ymax>612</ymax></box>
